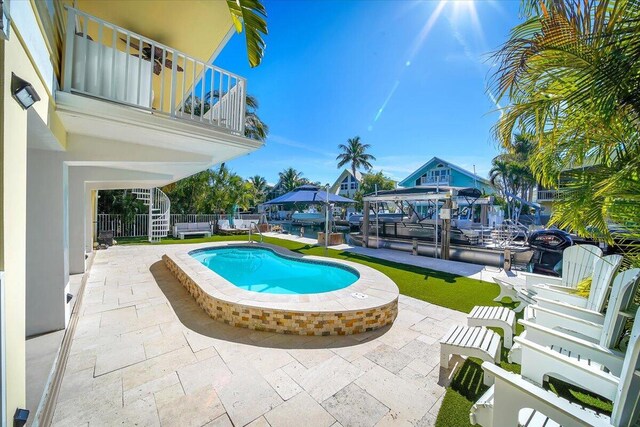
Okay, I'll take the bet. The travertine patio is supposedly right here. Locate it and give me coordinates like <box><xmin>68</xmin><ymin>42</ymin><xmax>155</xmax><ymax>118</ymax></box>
<box><xmin>52</xmin><ymin>244</ymin><xmax>468</xmax><ymax>427</ymax></box>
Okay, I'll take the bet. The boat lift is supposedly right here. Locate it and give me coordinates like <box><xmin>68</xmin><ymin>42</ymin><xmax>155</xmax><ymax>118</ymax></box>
<box><xmin>361</xmin><ymin>188</ymin><xmax>463</xmax><ymax>260</ymax></box>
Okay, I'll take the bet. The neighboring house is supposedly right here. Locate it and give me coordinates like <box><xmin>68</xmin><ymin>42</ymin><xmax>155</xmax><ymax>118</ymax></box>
<box><xmin>265</xmin><ymin>179</ymin><xmax>286</xmax><ymax>201</ymax></box>
<box><xmin>330</xmin><ymin>169</ymin><xmax>362</xmax><ymax>199</ymax></box>
<box><xmin>398</xmin><ymin>157</ymin><xmax>495</xmax><ymax>195</ymax></box>
<box><xmin>533</xmin><ymin>185</ymin><xmax>557</xmax><ymax>215</ymax></box>
<box><xmin>1</xmin><ymin>1</ymin><xmax>262</xmax><ymax>423</ymax></box>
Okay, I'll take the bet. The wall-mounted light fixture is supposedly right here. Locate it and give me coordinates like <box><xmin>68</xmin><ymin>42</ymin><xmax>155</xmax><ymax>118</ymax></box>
<box><xmin>11</xmin><ymin>73</ymin><xmax>40</xmax><ymax>110</ymax></box>
<box><xmin>13</xmin><ymin>408</ymin><xmax>29</xmax><ymax>427</ymax></box>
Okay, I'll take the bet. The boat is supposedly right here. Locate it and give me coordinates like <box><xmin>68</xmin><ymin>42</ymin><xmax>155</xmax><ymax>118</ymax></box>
<box><xmin>291</xmin><ymin>211</ymin><xmax>325</xmax><ymax>225</ymax></box>
<box><xmin>351</xmin><ymin>187</ymin><xmax>534</xmax><ymax>268</ymax></box>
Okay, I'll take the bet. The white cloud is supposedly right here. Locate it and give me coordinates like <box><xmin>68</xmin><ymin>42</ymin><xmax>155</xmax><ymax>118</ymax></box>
<box><xmin>268</xmin><ymin>134</ymin><xmax>336</xmax><ymax>158</ymax></box>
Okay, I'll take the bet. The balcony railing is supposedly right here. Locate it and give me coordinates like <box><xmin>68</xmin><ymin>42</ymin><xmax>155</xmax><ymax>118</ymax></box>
<box><xmin>62</xmin><ymin>7</ymin><xmax>246</xmax><ymax>134</ymax></box>
<box><xmin>420</xmin><ymin>176</ymin><xmax>450</xmax><ymax>186</ymax></box>
<box><xmin>537</xmin><ymin>190</ymin><xmax>557</xmax><ymax>201</ymax></box>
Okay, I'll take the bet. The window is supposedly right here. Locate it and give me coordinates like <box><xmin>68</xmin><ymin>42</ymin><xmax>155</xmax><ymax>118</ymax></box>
<box><xmin>340</xmin><ymin>183</ymin><xmax>348</xmax><ymax>190</ymax></box>
<box><xmin>1</xmin><ymin>1</ymin><xmax>10</xmax><ymax>40</ymax></box>
<box><xmin>350</xmin><ymin>182</ymin><xmax>357</xmax><ymax>189</ymax></box>
<box><xmin>420</xmin><ymin>167</ymin><xmax>450</xmax><ymax>185</ymax></box>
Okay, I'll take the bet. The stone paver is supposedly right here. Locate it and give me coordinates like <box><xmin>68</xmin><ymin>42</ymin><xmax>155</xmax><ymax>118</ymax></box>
<box><xmin>265</xmin><ymin>391</ymin><xmax>335</xmax><ymax>427</ymax></box>
<box><xmin>51</xmin><ymin>244</ymin><xmax>464</xmax><ymax>426</ymax></box>
<box><xmin>355</xmin><ymin>365</ymin><xmax>439</xmax><ymax>424</ymax></box>
<box><xmin>364</xmin><ymin>344</ymin><xmax>413</xmax><ymax>374</ymax></box>
<box><xmin>322</xmin><ymin>383</ymin><xmax>389</xmax><ymax>427</ymax></box>
<box><xmin>216</xmin><ymin>369</ymin><xmax>284</xmax><ymax>426</ymax></box>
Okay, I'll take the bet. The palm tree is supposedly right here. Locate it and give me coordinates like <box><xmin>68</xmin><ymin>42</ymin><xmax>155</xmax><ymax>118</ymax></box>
<box><xmin>336</xmin><ymin>136</ymin><xmax>377</xmax><ymax>179</ymax></box>
<box><xmin>244</xmin><ymin>95</ymin><xmax>269</xmax><ymax>142</ymax></box>
<box><xmin>225</xmin><ymin>0</ymin><xmax>268</xmax><ymax>68</ymax></box>
<box><xmin>491</xmin><ymin>0</ymin><xmax>640</xmax><ymax>264</ymax></box>
<box><xmin>278</xmin><ymin>168</ymin><xmax>303</xmax><ymax>192</ymax></box>
<box><xmin>248</xmin><ymin>175</ymin><xmax>268</xmax><ymax>195</ymax></box>
<box><xmin>182</xmin><ymin>93</ymin><xmax>268</xmax><ymax>142</ymax></box>
<box><xmin>247</xmin><ymin>175</ymin><xmax>268</xmax><ymax>205</ymax></box>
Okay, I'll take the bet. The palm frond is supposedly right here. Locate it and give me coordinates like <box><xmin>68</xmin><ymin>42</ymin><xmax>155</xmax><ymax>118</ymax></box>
<box><xmin>226</xmin><ymin>0</ymin><xmax>268</xmax><ymax>68</ymax></box>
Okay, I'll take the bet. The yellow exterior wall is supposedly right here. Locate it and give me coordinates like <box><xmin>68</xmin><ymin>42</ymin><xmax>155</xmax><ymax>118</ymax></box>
<box><xmin>2</xmin><ymin>21</ymin><xmax>58</xmax><ymax>424</ymax></box>
<box><xmin>74</xmin><ymin>1</ymin><xmax>235</xmax><ymax>113</ymax></box>
<box><xmin>9</xmin><ymin>1</ymin><xmax>67</xmax><ymax>149</ymax></box>
<box><xmin>76</xmin><ymin>0</ymin><xmax>234</xmax><ymax>61</ymax></box>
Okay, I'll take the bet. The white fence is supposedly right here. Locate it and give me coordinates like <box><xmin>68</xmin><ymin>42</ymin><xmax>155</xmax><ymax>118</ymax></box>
<box><xmin>97</xmin><ymin>214</ymin><xmax>260</xmax><ymax>237</ymax></box>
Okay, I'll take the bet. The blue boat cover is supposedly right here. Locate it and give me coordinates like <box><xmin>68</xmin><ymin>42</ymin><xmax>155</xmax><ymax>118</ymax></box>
<box><xmin>263</xmin><ymin>185</ymin><xmax>355</xmax><ymax>205</ymax></box>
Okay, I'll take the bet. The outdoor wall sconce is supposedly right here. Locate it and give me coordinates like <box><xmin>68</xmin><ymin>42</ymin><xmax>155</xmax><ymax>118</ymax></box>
<box><xmin>13</xmin><ymin>408</ymin><xmax>29</xmax><ymax>427</ymax></box>
<box><xmin>11</xmin><ymin>73</ymin><xmax>40</xmax><ymax>110</ymax></box>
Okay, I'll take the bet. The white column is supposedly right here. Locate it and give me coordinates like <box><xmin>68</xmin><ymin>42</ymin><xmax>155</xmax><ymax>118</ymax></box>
<box><xmin>68</xmin><ymin>168</ymin><xmax>86</xmax><ymax>274</ymax></box>
<box><xmin>85</xmin><ymin>188</ymin><xmax>94</xmax><ymax>254</ymax></box>
<box><xmin>25</xmin><ymin>150</ymin><xmax>68</xmax><ymax>336</ymax></box>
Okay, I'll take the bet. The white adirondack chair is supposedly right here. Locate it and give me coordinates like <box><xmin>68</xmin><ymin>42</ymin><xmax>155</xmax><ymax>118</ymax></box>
<box><xmin>521</xmin><ymin>255</ymin><xmax>624</xmax><ymax>338</ymax></box>
<box><xmin>507</xmin><ymin>261</ymin><xmax>631</xmax><ymax>364</ymax></box>
<box><xmin>493</xmin><ymin>244</ymin><xmax>602</xmax><ymax>312</ymax></box>
<box><xmin>515</xmin><ymin>270</ymin><xmax>640</xmax><ymax>401</ymax></box>
<box><xmin>531</xmin><ymin>266</ymin><xmax>640</xmax><ymax>342</ymax></box>
<box><xmin>532</xmin><ymin>254</ymin><xmax>623</xmax><ymax>311</ymax></box>
<box><xmin>470</xmin><ymin>349</ymin><xmax>640</xmax><ymax>427</ymax></box>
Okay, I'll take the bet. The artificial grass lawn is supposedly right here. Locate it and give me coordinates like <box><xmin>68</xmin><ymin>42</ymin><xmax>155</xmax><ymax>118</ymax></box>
<box><xmin>117</xmin><ymin>234</ymin><xmax>613</xmax><ymax>426</ymax></box>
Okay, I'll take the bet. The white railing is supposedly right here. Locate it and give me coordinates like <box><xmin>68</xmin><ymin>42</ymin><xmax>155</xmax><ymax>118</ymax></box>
<box><xmin>62</xmin><ymin>6</ymin><xmax>246</xmax><ymax>134</ymax></box>
<box><xmin>536</xmin><ymin>190</ymin><xmax>557</xmax><ymax>201</ymax></box>
<box><xmin>97</xmin><ymin>213</ymin><xmax>251</xmax><ymax>238</ymax></box>
<box><xmin>420</xmin><ymin>176</ymin><xmax>450</xmax><ymax>186</ymax></box>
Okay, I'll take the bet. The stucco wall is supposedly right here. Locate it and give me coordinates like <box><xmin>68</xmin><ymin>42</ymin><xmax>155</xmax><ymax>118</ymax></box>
<box><xmin>2</xmin><ymin>2</ymin><xmax>64</xmax><ymax>419</ymax></box>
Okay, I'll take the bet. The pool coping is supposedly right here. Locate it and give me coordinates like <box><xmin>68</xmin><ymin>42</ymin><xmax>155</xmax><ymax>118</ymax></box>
<box><xmin>162</xmin><ymin>241</ymin><xmax>399</xmax><ymax>335</ymax></box>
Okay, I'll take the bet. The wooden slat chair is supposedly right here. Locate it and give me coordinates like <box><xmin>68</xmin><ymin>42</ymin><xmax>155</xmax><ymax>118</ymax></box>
<box><xmin>515</xmin><ymin>255</ymin><xmax>624</xmax><ymax>348</ymax></box>
<box><xmin>493</xmin><ymin>244</ymin><xmax>602</xmax><ymax>312</ymax></box>
<box><xmin>532</xmin><ymin>254</ymin><xmax>622</xmax><ymax>310</ymax></box>
<box><xmin>470</xmin><ymin>304</ymin><xmax>640</xmax><ymax>426</ymax></box>
<box><xmin>527</xmin><ymin>265</ymin><xmax>640</xmax><ymax>343</ymax></box>
<box><xmin>467</xmin><ymin>306</ymin><xmax>517</xmax><ymax>349</ymax></box>
<box><xmin>510</xmin><ymin>268</ymin><xmax>639</xmax><ymax>364</ymax></box>
<box><xmin>440</xmin><ymin>325</ymin><xmax>501</xmax><ymax>386</ymax></box>
<box><xmin>514</xmin><ymin>269</ymin><xmax>640</xmax><ymax>401</ymax></box>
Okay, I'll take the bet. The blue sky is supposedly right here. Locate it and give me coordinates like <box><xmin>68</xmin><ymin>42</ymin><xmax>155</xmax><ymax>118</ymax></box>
<box><xmin>214</xmin><ymin>0</ymin><xmax>522</xmax><ymax>186</ymax></box>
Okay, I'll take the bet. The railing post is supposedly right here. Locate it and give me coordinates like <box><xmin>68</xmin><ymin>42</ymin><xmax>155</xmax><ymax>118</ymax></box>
<box><xmin>169</xmin><ymin>53</ymin><xmax>177</xmax><ymax>117</ymax></box>
<box><xmin>148</xmin><ymin>189</ymin><xmax>153</xmax><ymax>242</ymax></box>
<box><xmin>239</xmin><ymin>77</ymin><xmax>247</xmax><ymax>134</ymax></box>
<box><xmin>62</xmin><ymin>6</ymin><xmax>76</xmax><ymax>91</ymax></box>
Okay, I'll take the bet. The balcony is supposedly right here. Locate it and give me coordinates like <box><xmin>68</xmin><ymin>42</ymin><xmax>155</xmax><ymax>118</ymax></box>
<box><xmin>61</xmin><ymin>6</ymin><xmax>246</xmax><ymax>135</ymax></box>
<box><xmin>420</xmin><ymin>176</ymin><xmax>450</xmax><ymax>186</ymax></box>
<box><xmin>537</xmin><ymin>190</ymin><xmax>557</xmax><ymax>201</ymax></box>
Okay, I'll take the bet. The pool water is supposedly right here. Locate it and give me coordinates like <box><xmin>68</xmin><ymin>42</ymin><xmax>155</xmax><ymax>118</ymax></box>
<box><xmin>191</xmin><ymin>247</ymin><xmax>359</xmax><ymax>294</ymax></box>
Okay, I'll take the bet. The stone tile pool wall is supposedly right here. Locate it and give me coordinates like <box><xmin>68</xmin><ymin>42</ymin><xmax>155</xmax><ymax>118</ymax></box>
<box><xmin>163</xmin><ymin>252</ymin><xmax>398</xmax><ymax>336</ymax></box>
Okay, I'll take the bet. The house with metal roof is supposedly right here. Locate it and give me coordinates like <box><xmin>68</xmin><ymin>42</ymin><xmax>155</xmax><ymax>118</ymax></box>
<box><xmin>398</xmin><ymin>157</ymin><xmax>495</xmax><ymax>195</ymax></box>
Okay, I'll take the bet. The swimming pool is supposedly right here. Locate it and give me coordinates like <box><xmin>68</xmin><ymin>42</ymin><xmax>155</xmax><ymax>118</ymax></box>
<box><xmin>191</xmin><ymin>246</ymin><xmax>359</xmax><ymax>294</ymax></box>
<box><xmin>164</xmin><ymin>242</ymin><xmax>400</xmax><ymax>335</ymax></box>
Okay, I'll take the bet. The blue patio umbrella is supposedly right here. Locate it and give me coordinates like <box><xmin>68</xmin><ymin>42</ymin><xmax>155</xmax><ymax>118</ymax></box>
<box><xmin>263</xmin><ymin>185</ymin><xmax>355</xmax><ymax>205</ymax></box>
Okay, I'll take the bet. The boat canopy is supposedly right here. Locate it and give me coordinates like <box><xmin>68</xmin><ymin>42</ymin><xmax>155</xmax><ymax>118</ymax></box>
<box><xmin>263</xmin><ymin>185</ymin><xmax>355</xmax><ymax>205</ymax></box>
<box><xmin>362</xmin><ymin>187</ymin><xmax>491</xmax><ymax>203</ymax></box>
